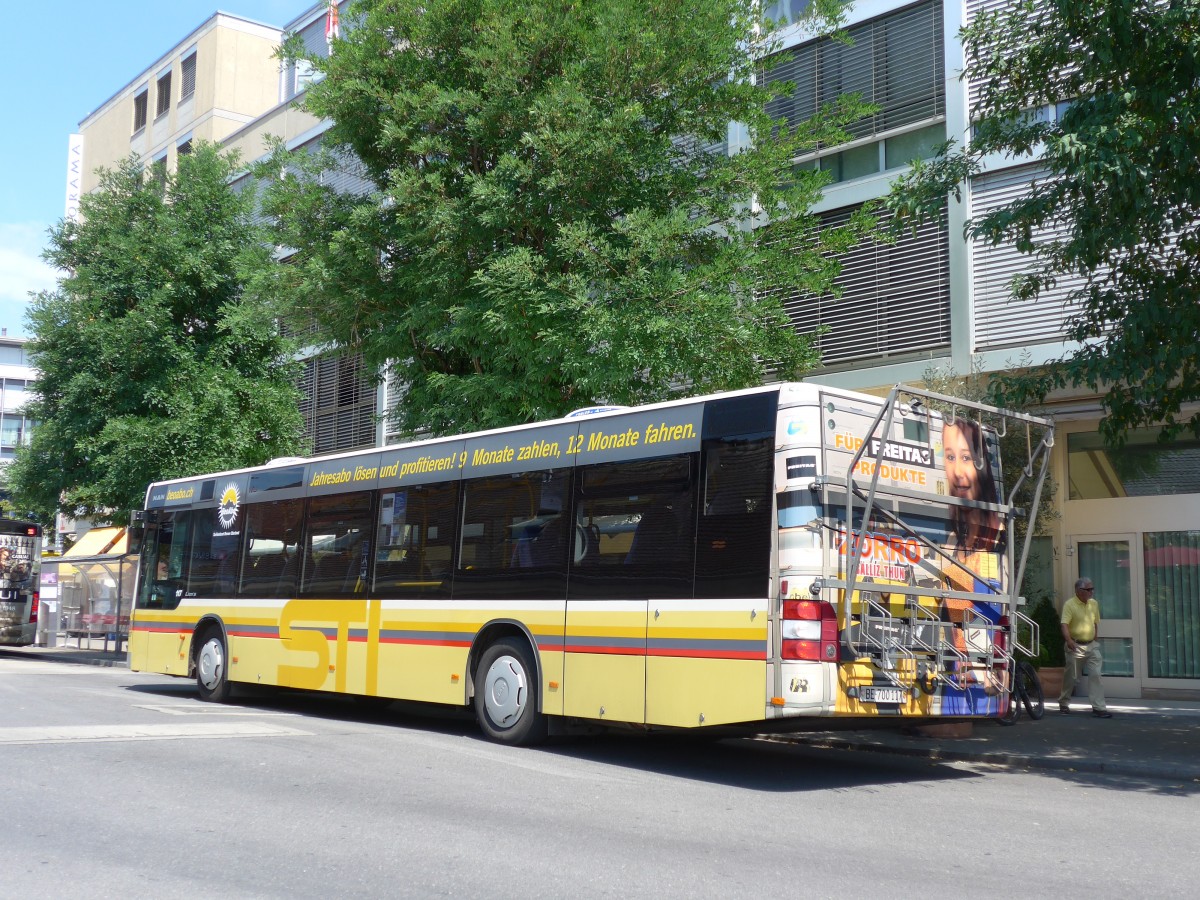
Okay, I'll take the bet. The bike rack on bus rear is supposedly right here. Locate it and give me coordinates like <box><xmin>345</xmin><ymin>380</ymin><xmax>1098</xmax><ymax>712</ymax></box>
<box><xmin>830</xmin><ymin>384</ymin><xmax>1054</xmax><ymax>700</ymax></box>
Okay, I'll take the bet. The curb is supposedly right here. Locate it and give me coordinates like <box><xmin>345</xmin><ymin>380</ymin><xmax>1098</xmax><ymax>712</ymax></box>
<box><xmin>772</xmin><ymin>734</ymin><xmax>1200</xmax><ymax>783</ymax></box>
<box><xmin>1</xmin><ymin>650</ymin><xmax>129</xmax><ymax>669</ymax></box>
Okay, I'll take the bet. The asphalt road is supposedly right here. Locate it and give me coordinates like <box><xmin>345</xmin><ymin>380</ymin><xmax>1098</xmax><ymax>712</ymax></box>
<box><xmin>2</xmin><ymin>656</ymin><xmax>1196</xmax><ymax>899</ymax></box>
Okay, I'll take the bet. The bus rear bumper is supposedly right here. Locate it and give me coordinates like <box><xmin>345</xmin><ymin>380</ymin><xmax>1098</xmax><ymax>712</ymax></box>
<box><xmin>0</xmin><ymin>622</ymin><xmax>36</xmax><ymax>646</ymax></box>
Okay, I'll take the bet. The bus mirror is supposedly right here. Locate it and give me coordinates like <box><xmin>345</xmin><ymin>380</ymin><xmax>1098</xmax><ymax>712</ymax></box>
<box><xmin>128</xmin><ymin>509</ymin><xmax>148</xmax><ymax>543</ymax></box>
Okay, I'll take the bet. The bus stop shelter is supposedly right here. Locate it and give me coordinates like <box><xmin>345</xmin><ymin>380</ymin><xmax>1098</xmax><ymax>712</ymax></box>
<box><xmin>44</xmin><ymin>527</ymin><xmax>137</xmax><ymax>652</ymax></box>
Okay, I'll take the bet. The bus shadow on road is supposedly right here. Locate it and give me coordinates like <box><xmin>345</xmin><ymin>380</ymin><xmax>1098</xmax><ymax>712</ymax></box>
<box><xmin>122</xmin><ymin>679</ymin><xmax>480</xmax><ymax>729</ymax></box>
<box><xmin>539</xmin><ymin>733</ymin><xmax>983</xmax><ymax>793</ymax></box>
<box><xmin>120</xmin><ymin>679</ymin><xmax>973</xmax><ymax>790</ymax></box>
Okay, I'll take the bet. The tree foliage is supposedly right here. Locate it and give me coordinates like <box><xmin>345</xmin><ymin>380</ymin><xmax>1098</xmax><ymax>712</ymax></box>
<box><xmin>9</xmin><ymin>145</ymin><xmax>305</xmax><ymax>525</ymax></box>
<box><xmin>267</xmin><ymin>0</ymin><xmax>875</xmax><ymax>437</ymax></box>
<box><xmin>889</xmin><ymin>0</ymin><xmax>1200</xmax><ymax>445</ymax></box>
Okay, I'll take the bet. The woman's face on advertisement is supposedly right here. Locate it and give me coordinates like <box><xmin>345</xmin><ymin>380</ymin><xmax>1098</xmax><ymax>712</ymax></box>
<box><xmin>944</xmin><ymin>424</ymin><xmax>981</xmax><ymax>500</ymax></box>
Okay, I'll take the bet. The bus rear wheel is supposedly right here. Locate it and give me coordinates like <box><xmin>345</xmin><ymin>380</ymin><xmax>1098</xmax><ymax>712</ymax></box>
<box><xmin>195</xmin><ymin>629</ymin><xmax>232</xmax><ymax>703</ymax></box>
<box><xmin>474</xmin><ymin>638</ymin><xmax>547</xmax><ymax>746</ymax></box>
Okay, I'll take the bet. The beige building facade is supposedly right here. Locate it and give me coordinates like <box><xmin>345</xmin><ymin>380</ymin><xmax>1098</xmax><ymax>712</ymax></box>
<box><xmin>76</xmin><ymin>13</ymin><xmax>284</xmax><ymax>190</ymax></box>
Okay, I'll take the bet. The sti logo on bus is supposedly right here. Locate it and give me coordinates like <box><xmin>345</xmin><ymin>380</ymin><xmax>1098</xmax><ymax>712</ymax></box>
<box><xmin>217</xmin><ymin>483</ymin><xmax>241</xmax><ymax>529</ymax></box>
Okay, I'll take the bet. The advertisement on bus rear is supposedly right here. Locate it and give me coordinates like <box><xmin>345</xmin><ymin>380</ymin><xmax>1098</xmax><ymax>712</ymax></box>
<box><xmin>792</xmin><ymin>395</ymin><xmax>1007</xmax><ymax>600</ymax></box>
<box><xmin>0</xmin><ymin>534</ymin><xmax>37</xmax><ymax>596</ymax></box>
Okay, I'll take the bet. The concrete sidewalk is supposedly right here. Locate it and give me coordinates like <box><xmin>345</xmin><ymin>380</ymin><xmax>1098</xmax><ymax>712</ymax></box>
<box><xmin>7</xmin><ymin>645</ymin><xmax>1199</xmax><ymax>782</ymax></box>
<box><xmin>772</xmin><ymin>698</ymin><xmax>1200</xmax><ymax>782</ymax></box>
<box><xmin>2</xmin><ymin>642</ymin><xmax>129</xmax><ymax>668</ymax></box>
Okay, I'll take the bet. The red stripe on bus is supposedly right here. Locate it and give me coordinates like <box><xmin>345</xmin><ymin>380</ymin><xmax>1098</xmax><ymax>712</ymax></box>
<box><xmin>564</xmin><ymin>646</ymin><xmax>646</xmax><ymax>657</ymax></box>
<box><xmin>376</xmin><ymin>637</ymin><xmax>473</xmax><ymax>648</ymax></box>
<box><xmin>648</xmin><ymin>649</ymin><xmax>765</xmax><ymax>660</ymax></box>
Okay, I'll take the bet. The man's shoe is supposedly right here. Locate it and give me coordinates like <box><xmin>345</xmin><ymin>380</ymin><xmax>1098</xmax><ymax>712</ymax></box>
<box><xmin>1059</xmin><ymin>704</ymin><xmax>1071</xmax><ymax>714</ymax></box>
<box><xmin>1092</xmin><ymin>710</ymin><xmax>1113</xmax><ymax>718</ymax></box>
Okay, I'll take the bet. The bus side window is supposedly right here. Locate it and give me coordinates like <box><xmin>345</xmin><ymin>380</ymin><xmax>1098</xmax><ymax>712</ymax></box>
<box><xmin>455</xmin><ymin>470</ymin><xmax>569</xmax><ymax>601</ymax></box>
<box><xmin>300</xmin><ymin>491</ymin><xmax>374</xmax><ymax>597</ymax></box>
<box><xmin>695</xmin><ymin>438</ymin><xmax>773</xmax><ymax>599</ymax></box>
<box><xmin>569</xmin><ymin>454</ymin><xmax>696</xmax><ymax>601</ymax></box>
<box><xmin>239</xmin><ymin>498</ymin><xmax>304</xmax><ymax>598</ymax></box>
<box><xmin>373</xmin><ymin>483</ymin><xmax>459</xmax><ymax>599</ymax></box>
<box><xmin>185</xmin><ymin>510</ymin><xmax>241</xmax><ymax>600</ymax></box>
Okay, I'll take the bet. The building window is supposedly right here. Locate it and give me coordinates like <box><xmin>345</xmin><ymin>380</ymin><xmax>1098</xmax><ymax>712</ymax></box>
<box><xmin>764</xmin><ymin>1</ymin><xmax>812</xmax><ymax>26</ymax></box>
<box><xmin>150</xmin><ymin>155</ymin><xmax>168</xmax><ymax>191</ymax></box>
<box><xmin>180</xmin><ymin>52</ymin><xmax>197</xmax><ymax>101</ymax></box>
<box><xmin>156</xmin><ymin>70</ymin><xmax>172</xmax><ymax>118</ymax></box>
<box><xmin>1144</xmin><ymin>530</ymin><xmax>1200</xmax><ymax>680</ymax></box>
<box><xmin>285</xmin><ymin>14</ymin><xmax>334</xmax><ymax>101</ymax></box>
<box><xmin>2</xmin><ymin>379</ymin><xmax>28</xmax><ymax>411</ymax></box>
<box><xmin>0</xmin><ymin>415</ymin><xmax>24</xmax><ymax>448</ymax></box>
<box><xmin>297</xmin><ymin>352</ymin><xmax>377</xmax><ymax>454</ymax></box>
<box><xmin>760</xmin><ymin>0</ymin><xmax>944</xmax><ymax>149</ymax></box>
<box><xmin>132</xmin><ymin>89</ymin><xmax>148</xmax><ymax>132</ymax></box>
<box><xmin>820</xmin><ymin>141</ymin><xmax>881</xmax><ymax>182</ymax></box>
<box><xmin>766</xmin><ymin>203</ymin><xmax>951</xmax><ymax>366</ymax></box>
<box><xmin>1068</xmin><ymin>429</ymin><xmax>1200</xmax><ymax>499</ymax></box>
<box><xmin>177</xmin><ymin>139</ymin><xmax>193</xmax><ymax>158</ymax></box>
<box><xmin>883</xmin><ymin>121</ymin><xmax>946</xmax><ymax>170</ymax></box>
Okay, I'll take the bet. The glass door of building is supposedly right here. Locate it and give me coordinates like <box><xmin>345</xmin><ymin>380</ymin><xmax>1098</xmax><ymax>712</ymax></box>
<box><xmin>1074</xmin><ymin>535</ymin><xmax>1140</xmax><ymax>699</ymax></box>
<box><xmin>1141</xmin><ymin>530</ymin><xmax>1200</xmax><ymax>687</ymax></box>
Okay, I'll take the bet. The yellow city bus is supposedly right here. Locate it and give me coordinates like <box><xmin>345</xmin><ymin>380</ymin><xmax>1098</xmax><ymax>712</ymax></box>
<box><xmin>129</xmin><ymin>383</ymin><xmax>1053</xmax><ymax>744</ymax></box>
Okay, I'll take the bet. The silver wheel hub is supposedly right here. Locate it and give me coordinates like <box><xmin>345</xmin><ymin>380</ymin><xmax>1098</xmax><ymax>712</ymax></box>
<box><xmin>198</xmin><ymin>637</ymin><xmax>224</xmax><ymax>691</ymax></box>
<box><xmin>482</xmin><ymin>654</ymin><xmax>527</xmax><ymax>728</ymax></box>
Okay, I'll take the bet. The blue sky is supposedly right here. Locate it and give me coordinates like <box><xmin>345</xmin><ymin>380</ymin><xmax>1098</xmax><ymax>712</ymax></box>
<box><xmin>0</xmin><ymin>1</ymin><xmax>311</xmax><ymax>339</ymax></box>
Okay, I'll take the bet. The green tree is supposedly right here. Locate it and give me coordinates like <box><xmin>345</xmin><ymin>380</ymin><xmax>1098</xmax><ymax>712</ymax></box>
<box><xmin>889</xmin><ymin>0</ymin><xmax>1200</xmax><ymax>445</ymax></box>
<box><xmin>265</xmin><ymin>0</ymin><xmax>875</xmax><ymax>437</ymax></box>
<box><xmin>9</xmin><ymin>145</ymin><xmax>305</xmax><ymax>526</ymax></box>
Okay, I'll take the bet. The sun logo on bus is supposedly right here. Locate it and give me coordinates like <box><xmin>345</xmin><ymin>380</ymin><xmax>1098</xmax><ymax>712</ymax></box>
<box><xmin>217</xmin><ymin>483</ymin><xmax>241</xmax><ymax>530</ymax></box>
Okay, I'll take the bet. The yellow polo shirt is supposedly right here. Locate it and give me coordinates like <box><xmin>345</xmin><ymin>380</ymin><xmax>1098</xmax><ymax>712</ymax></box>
<box><xmin>1061</xmin><ymin>595</ymin><xmax>1100</xmax><ymax>642</ymax></box>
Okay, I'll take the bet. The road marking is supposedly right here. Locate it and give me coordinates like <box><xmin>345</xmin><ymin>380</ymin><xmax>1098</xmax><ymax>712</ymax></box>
<box><xmin>0</xmin><ymin>661</ymin><xmax>111</xmax><ymax>675</ymax></box>
<box><xmin>0</xmin><ymin>722</ymin><xmax>309</xmax><ymax>745</ymax></box>
<box><xmin>133</xmin><ymin>703</ymin><xmax>299</xmax><ymax>717</ymax></box>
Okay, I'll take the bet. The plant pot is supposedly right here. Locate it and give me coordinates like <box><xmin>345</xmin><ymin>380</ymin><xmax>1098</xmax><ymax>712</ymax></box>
<box><xmin>1037</xmin><ymin>666</ymin><xmax>1065</xmax><ymax>702</ymax></box>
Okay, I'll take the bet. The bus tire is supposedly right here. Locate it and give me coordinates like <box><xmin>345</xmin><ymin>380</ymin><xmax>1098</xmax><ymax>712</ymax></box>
<box><xmin>195</xmin><ymin>628</ymin><xmax>232</xmax><ymax>703</ymax></box>
<box><xmin>474</xmin><ymin>638</ymin><xmax>547</xmax><ymax>746</ymax></box>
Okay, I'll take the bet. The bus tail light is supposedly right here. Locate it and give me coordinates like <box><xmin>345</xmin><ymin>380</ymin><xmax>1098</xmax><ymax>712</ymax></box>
<box><xmin>30</xmin><ymin>590</ymin><xmax>39</xmax><ymax>625</ymax></box>
<box><xmin>781</xmin><ymin>600</ymin><xmax>838</xmax><ymax>662</ymax></box>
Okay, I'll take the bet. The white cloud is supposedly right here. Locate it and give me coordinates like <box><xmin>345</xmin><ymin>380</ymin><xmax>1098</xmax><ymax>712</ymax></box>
<box><xmin>0</xmin><ymin>222</ymin><xmax>58</xmax><ymax>338</ymax></box>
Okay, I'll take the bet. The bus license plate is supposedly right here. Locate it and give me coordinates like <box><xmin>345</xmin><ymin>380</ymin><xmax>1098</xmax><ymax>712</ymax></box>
<box><xmin>860</xmin><ymin>686</ymin><xmax>904</xmax><ymax>705</ymax></box>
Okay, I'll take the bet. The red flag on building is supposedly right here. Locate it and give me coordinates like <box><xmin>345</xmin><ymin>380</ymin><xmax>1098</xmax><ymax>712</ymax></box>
<box><xmin>325</xmin><ymin>1</ymin><xmax>340</xmax><ymax>53</ymax></box>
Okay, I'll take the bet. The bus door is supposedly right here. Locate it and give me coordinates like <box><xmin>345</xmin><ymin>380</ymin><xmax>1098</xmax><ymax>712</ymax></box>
<box><xmin>645</xmin><ymin>437</ymin><xmax>773</xmax><ymax>728</ymax></box>
<box><xmin>131</xmin><ymin>510</ymin><xmax>193</xmax><ymax>675</ymax></box>
<box><xmin>564</xmin><ymin>455</ymin><xmax>696</xmax><ymax>725</ymax></box>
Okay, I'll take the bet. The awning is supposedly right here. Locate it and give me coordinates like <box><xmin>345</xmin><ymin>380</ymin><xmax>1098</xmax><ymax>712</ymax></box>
<box><xmin>62</xmin><ymin>527</ymin><xmax>128</xmax><ymax>558</ymax></box>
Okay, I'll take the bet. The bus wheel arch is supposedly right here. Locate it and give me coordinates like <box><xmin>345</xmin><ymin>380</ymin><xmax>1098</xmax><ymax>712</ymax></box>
<box><xmin>193</xmin><ymin>617</ymin><xmax>232</xmax><ymax>703</ymax></box>
<box><xmin>469</xmin><ymin>623</ymin><xmax>547</xmax><ymax>746</ymax></box>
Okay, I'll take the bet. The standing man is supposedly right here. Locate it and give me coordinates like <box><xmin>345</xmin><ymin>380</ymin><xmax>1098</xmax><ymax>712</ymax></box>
<box><xmin>1059</xmin><ymin>578</ymin><xmax>1112</xmax><ymax>718</ymax></box>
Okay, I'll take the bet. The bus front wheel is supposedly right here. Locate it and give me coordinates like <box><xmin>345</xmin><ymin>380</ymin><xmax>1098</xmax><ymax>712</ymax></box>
<box><xmin>474</xmin><ymin>638</ymin><xmax>547</xmax><ymax>746</ymax></box>
<box><xmin>195</xmin><ymin>629</ymin><xmax>232</xmax><ymax>703</ymax></box>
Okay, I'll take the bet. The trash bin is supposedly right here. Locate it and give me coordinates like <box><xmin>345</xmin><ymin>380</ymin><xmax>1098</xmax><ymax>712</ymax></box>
<box><xmin>38</xmin><ymin>599</ymin><xmax>59</xmax><ymax>647</ymax></box>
